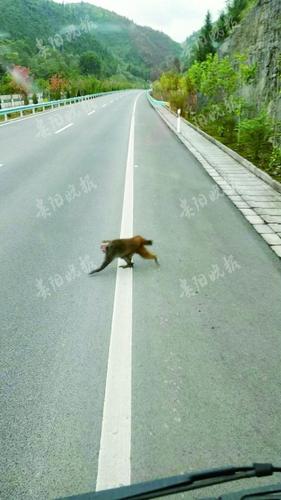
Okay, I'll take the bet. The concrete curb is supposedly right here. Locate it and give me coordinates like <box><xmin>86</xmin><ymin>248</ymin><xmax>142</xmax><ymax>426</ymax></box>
<box><xmin>180</xmin><ymin>115</ymin><xmax>281</xmax><ymax>195</ymax></box>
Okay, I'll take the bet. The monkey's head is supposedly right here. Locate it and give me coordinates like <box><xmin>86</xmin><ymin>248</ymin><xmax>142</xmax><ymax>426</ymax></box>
<box><xmin>100</xmin><ymin>241</ymin><xmax>110</xmax><ymax>253</ymax></box>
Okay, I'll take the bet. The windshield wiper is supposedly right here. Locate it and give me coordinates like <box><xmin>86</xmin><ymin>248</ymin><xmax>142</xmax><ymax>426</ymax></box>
<box><xmin>60</xmin><ymin>463</ymin><xmax>281</xmax><ymax>499</ymax></box>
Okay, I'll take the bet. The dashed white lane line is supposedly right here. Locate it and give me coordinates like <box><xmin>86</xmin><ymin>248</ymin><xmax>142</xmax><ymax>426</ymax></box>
<box><xmin>0</xmin><ymin>108</ymin><xmax>59</xmax><ymax>127</ymax></box>
<box><xmin>54</xmin><ymin>123</ymin><xmax>73</xmax><ymax>134</ymax></box>
<box><xmin>88</xmin><ymin>110</ymin><xmax>96</xmax><ymax>115</ymax></box>
<box><xmin>0</xmin><ymin>103</ymin><xmax>82</xmax><ymax>128</ymax></box>
<box><xmin>0</xmin><ymin>95</ymin><xmax>119</xmax><ymax>128</ymax></box>
<box><xmin>102</xmin><ymin>103</ymin><xmax>107</xmax><ymax>108</ymax></box>
<box><xmin>96</xmin><ymin>91</ymin><xmax>142</xmax><ymax>491</ymax></box>
<box><xmin>0</xmin><ymin>163</ymin><xmax>4</xmax><ymax>168</ymax></box>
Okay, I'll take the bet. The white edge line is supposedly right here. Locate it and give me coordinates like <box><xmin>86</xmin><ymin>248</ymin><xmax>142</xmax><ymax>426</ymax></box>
<box><xmin>95</xmin><ymin>91</ymin><xmax>142</xmax><ymax>491</ymax></box>
<box><xmin>54</xmin><ymin>123</ymin><xmax>73</xmax><ymax>134</ymax></box>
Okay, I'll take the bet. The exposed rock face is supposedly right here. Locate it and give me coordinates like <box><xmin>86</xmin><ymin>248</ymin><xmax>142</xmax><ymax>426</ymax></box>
<box><xmin>219</xmin><ymin>0</ymin><xmax>281</xmax><ymax>121</ymax></box>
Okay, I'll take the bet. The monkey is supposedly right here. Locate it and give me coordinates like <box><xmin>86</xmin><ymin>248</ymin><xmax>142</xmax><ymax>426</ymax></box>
<box><xmin>89</xmin><ymin>235</ymin><xmax>159</xmax><ymax>275</ymax></box>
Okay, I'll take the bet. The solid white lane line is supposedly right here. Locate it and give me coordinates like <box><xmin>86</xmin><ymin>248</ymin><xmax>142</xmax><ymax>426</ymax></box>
<box><xmin>96</xmin><ymin>92</ymin><xmax>142</xmax><ymax>491</ymax></box>
<box><xmin>54</xmin><ymin>123</ymin><xmax>73</xmax><ymax>134</ymax></box>
<box><xmin>88</xmin><ymin>110</ymin><xmax>96</xmax><ymax>115</ymax></box>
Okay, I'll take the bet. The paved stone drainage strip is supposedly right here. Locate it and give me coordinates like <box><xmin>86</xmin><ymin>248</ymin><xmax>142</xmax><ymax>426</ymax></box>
<box><xmin>151</xmin><ymin>102</ymin><xmax>281</xmax><ymax>260</ymax></box>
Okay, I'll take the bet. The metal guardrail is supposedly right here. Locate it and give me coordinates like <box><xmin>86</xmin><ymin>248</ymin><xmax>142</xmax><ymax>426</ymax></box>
<box><xmin>0</xmin><ymin>90</ymin><xmax>123</xmax><ymax>121</ymax></box>
<box><xmin>146</xmin><ymin>90</ymin><xmax>168</xmax><ymax>107</ymax></box>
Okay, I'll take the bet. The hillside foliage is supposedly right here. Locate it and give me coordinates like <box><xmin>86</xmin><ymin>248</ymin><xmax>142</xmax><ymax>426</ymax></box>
<box><xmin>153</xmin><ymin>53</ymin><xmax>281</xmax><ymax>182</ymax></box>
<box><xmin>182</xmin><ymin>0</ymin><xmax>257</xmax><ymax>69</ymax></box>
<box><xmin>0</xmin><ymin>0</ymin><xmax>181</xmax><ymax>98</ymax></box>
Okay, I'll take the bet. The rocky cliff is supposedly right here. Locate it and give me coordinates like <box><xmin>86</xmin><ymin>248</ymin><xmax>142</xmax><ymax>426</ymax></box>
<box><xmin>219</xmin><ymin>0</ymin><xmax>281</xmax><ymax>121</ymax></box>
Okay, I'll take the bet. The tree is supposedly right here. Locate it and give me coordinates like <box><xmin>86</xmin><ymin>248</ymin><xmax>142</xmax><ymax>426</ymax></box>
<box><xmin>9</xmin><ymin>65</ymin><xmax>32</xmax><ymax>102</ymax></box>
<box><xmin>158</xmin><ymin>71</ymin><xmax>180</xmax><ymax>100</ymax></box>
<box><xmin>49</xmin><ymin>74</ymin><xmax>68</xmax><ymax>99</ymax></box>
<box><xmin>30</xmin><ymin>49</ymin><xmax>76</xmax><ymax>80</ymax></box>
<box><xmin>194</xmin><ymin>11</ymin><xmax>215</xmax><ymax>62</ymax></box>
<box><xmin>226</xmin><ymin>0</ymin><xmax>248</xmax><ymax>24</ymax></box>
<box><xmin>213</xmin><ymin>11</ymin><xmax>229</xmax><ymax>43</ymax></box>
<box><xmin>0</xmin><ymin>63</ymin><xmax>5</xmax><ymax>78</ymax></box>
<box><xmin>173</xmin><ymin>57</ymin><xmax>181</xmax><ymax>73</ymax></box>
<box><xmin>80</xmin><ymin>52</ymin><xmax>102</xmax><ymax>77</ymax></box>
<box><xmin>35</xmin><ymin>77</ymin><xmax>49</xmax><ymax>95</ymax></box>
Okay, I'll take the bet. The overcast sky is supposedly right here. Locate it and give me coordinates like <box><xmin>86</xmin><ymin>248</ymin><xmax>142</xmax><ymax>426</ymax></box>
<box><xmin>54</xmin><ymin>1</ymin><xmax>227</xmax><ymax>42</ymax></box>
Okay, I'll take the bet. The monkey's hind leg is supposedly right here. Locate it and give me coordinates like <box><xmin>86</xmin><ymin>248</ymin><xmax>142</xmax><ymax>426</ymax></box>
<box><xmin>119</xmin><ymin>255</ymin><xmax>134</xmax><ymax>269</ymax></box>
<box><xmin>137</xmin><ymin>246</ymin><xmax>159</xmax><ymax>265</ymax></box>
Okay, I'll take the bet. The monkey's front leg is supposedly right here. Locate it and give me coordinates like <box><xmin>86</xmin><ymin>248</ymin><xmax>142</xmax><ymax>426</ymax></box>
<box><xmin>89</xmin><ymin>257</ymin><xmax>113</xmax><ymax>275</ymax></box>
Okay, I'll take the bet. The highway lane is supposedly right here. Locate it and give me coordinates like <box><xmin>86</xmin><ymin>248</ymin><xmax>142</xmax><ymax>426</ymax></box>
<box><xmin>132</xmin><ymin>95</ymin><xmax>281</xmax><ymax>496</ymax></box>
<box><xmin>0</xmin><ymin>90</ymin><xmax>137</xmax><ymax>499</ymax></box>
<box><xmin>1</xmin><ymin>90</ymin><xmax>281</xmax><ymax>499</ymax></box>
<box><xmin>0</xmin><ymin>92</ymin><xmax>126</xmax><ymax>202</ymax></box>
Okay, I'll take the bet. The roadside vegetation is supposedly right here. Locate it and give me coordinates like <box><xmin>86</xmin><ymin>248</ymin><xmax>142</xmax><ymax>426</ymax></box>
<box><xmin>0</xmin><ymin>64</ymin><xmax>144</xmax><ymax>103</ymax></box>
<box><xmin>154</xmin><ymin>0</ymin><xmax>281</xmax><ymax>183</ymax></box>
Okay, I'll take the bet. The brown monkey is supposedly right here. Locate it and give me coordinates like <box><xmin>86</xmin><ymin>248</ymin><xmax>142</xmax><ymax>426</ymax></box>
<box><xmin>89</xmin><ymin>235</ymin><xmax>159</xmax><ymax>275</ymax></box>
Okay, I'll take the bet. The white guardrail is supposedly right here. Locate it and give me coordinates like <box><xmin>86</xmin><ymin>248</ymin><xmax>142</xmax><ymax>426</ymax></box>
<box><xmin>0</xmin><ymin>90</ymin><xmax>123</xmax><ymax>122</ymax></box>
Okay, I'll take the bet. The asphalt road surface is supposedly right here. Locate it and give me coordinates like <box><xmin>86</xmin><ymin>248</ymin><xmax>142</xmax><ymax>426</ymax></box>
<box><xmin>1</xmin><ymin>90</ymin><xmax>281</xmax><ymax>499</ymax></box>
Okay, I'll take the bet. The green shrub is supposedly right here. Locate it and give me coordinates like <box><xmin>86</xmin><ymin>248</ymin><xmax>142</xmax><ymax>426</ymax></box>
<box><xmin>169</xmin><ymin>90</ymin><xmax>188</xmax><ymax>113</ymax></box>
<box><xmin>236</xmin><ymin>112</ymin><xmax>274</xmax><ymax>164</ymax></box>
<box><xmin>267</xmin><ymin>147</ymin><xmax>281</xmax><ymax>182</ymax></box>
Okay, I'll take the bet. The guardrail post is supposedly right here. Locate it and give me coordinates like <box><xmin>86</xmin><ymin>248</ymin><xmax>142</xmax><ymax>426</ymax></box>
<box><xmin>177</xmin><ymin>109</ymin><xmax>181</xmax><ymax>133</ymax></box>
<box><xmin>4</xmin><ymin>113</ymin><xmax>8</xmax><ymax>121</ymax></box>
<box><xmin>20</xmin><ymin>110</ymin><xmax>23</xmax><ymax>117</ymax></box>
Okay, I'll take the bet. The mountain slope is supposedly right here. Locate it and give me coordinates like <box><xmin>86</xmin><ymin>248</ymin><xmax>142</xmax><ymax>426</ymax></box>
<box><xmin>219</xmin><ymin>0</ymin><xmax>281</xmax><ymax>121</ymax></box>
<box><xmin>0</xmin><ymin>0</ymin><xmax>181</xmax><ymax>81</ymax></box>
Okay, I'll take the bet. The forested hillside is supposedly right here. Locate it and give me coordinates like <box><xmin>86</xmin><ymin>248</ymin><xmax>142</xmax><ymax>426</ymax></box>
<box><xmin>0</xmin><ymin>0</ymin><xmax>181</xmax><ymax>96</ymax></box>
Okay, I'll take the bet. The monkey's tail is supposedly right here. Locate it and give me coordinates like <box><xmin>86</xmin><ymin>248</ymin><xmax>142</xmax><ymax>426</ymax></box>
<box><xmin>143</xmin><ymin>239</ymin><xmax>153</xmax><ymax>246</ymax></box>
